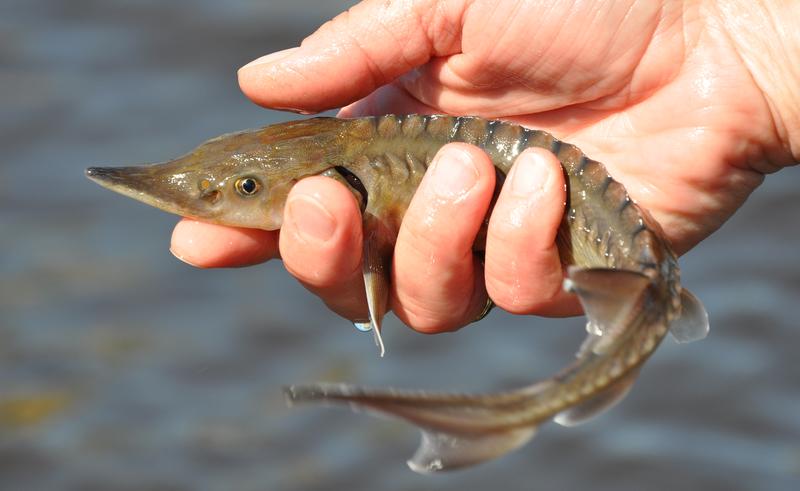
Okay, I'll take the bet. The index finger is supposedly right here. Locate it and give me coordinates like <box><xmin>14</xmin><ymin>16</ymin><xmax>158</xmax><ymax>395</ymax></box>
<box><xmin>237</xmin><ymin>0</ymin><xmax>467</xmax><ymax>112</ymax></box>
<box><xmin>170</xmin><ymin>219</ymin><xmax>278</xmax><ymax>268</ymax></box>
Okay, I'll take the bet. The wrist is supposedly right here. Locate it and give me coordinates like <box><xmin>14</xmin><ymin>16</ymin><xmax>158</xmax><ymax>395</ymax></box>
<box><xmin>711</xmin><ymin>0</ymin><xmax>800</xmax><ymax>167</ymax></box>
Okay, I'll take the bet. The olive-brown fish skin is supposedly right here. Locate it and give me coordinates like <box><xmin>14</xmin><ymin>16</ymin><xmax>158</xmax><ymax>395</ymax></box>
<box><xmin>86</xmin><ymin>115</ymin><xmax>707</xmax><ymax>473</ymax></box>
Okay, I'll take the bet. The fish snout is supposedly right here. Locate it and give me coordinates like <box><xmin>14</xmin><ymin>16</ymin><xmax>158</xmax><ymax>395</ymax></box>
<box><xmin>85</xmin><ymin>166</ymin><xmax>127</xmax><ymax>185</ymax></box>
<box><xmin>85</xmin><ymin>166</ymin><xmax>154</xmax><ymax>191</ymax></box>
<box><xmin>85</xmin><ymin>164</ymin><xmax>199</xmax><ymax>218</ymax></box>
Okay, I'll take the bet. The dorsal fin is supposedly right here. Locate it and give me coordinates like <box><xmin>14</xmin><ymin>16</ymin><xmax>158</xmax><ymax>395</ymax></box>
<box><xmin>669</xmin><ymin>288</ymin><xmax>710</xmax><ymax>343</ymax></box>
<box><xmin>553</xmin><ymin>367</ymin><xmax>640</xmax><ymax>427</ymax></box>
<box><xmin>563</xmin><ymin>267</ymin><xmax>651</xmax><ymax>354</ymax></box>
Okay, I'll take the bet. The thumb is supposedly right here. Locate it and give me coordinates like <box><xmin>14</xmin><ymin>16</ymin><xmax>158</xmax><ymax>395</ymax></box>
<box><xmin>237</xmin><ymin>0</ymin><xmax>466</xmax><ymax>113</ymax></box>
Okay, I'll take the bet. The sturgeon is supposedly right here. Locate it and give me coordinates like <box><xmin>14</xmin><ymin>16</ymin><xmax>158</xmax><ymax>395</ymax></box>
<box><xmin>86</xmin><ymin>115</ymin><xmax>709</xmax><ymax>473</ymax></box>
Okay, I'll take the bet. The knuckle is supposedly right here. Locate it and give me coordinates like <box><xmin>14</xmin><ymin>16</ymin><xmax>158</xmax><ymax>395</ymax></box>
<box><xmin>395</xmin><ymin>272</ymin><xmax>480</xmax><ymax>334</ymax></box>
<box><xmin>400</xmin><ymin>217</ymin><xmax>451</xmax><ymax>263</ymax></box>
<box><xmin>485</xmin><ymin>258</ymin><xmax>563</xmax><ymax>315</ymax></box>
<box><xmin>282</xmin><ymin>256</ymin><xmax>325</xmax><ymax>286</ymax></box>
<box><xmin>485</xmin><ymin>274</ymin><xmax>528</xmax><ymax>314</ymax></box>
<box><xmin>320</xmin><ymin>286</ymin><xmax>369</xmax><ymax>321</ymax></box>
<box><xmin>400</xmin><ymin>302</ymin><xmax>462</xmax><ymax>334</ymax></box>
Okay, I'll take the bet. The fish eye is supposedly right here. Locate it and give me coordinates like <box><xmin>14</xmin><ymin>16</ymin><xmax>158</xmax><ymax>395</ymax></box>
<box><xmin>235</xmin><ymin>177</ymin><xmax>260</xmax><ymax>196</ymax></box>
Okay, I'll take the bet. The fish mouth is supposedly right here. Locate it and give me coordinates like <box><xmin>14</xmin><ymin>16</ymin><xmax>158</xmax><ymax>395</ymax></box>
<box><xmin>86</xmin><ymin>165</ymin><xmax>196</xmax><ymax>217</ymax></box>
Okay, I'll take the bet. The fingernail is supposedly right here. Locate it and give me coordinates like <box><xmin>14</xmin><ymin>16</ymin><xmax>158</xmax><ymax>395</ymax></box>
<box><xmin>430</xmin><ymin>148</ymin><xmax>479</xmax><ymax>198</ymax></box>
<box><xmin>273</xmin><ymin>106</ymin><xmax>317</xmax><ymax>115</ymax></box>
<box><xmin>169</xmin><ymin>247</ymin><xmax>202</xmax><ymax>268</ymax></box>
<box><xmin>510</xmin><ymin>151</ymin><xmax>551</xmax><ymax>198</ymax></box>
<box><xmin>240</xmin><ymin>47</ymin><xmax>300</xmax><ymax>70</ymax></box>
<box><xmin>170</xmin><ymin>220</ymin><xmax>203</xmax><ymax>267</ymax></box>
<box><xmin>286</xmin><ymin>195</ymin><xmax>336</xmax><ymax>243</ymax></box>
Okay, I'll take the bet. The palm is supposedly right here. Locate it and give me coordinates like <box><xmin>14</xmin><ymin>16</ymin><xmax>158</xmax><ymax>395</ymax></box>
<box><xmin>343</xmin><ymin>0</ymin><xmax>772</xmax><ymax>254</ymax></box>
<box><xmin>176</xmin><ymin>0</ymin><xmax>794</xmax><ymax>329</ymax></box>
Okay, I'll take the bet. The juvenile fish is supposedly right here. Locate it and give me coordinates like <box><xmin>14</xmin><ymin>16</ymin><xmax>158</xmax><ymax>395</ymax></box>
<box><xmin>86</xmin><ymin>115</ymin><xmax>709</xmax><ymax>473</ymax></box>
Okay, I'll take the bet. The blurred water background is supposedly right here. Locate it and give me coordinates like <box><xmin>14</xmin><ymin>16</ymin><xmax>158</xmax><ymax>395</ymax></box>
<box><xmin>1</xmin><ymin>1</ymin><xmax>799</xmax><ymax>490</ymax></box>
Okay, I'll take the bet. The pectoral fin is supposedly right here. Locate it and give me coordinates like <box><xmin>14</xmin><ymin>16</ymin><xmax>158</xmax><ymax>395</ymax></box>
<box><xmin>554</xmin><ymin>367</ymin><xmax>640</xmax><ymax>427</ymax></box>
<box><xmin>361</xmin><ymin>214</ymin><xmax>393</xmax><ymax>357</ymax></box>
<box><xmin>669</xmin><ymin>288</ymin><xmax>709</xmax><ymax>343</ymax></box>
<box><xmin>563</xmin><ymin>267</ymin><xmax>651</xmax><ymax>354</ymax></box>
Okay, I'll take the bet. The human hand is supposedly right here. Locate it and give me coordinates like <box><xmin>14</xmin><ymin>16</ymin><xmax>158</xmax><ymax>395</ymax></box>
<box><xmin>170</xmin><ymin>0</ymin><xmax>799</xmax><ymax>333</ymax></box>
